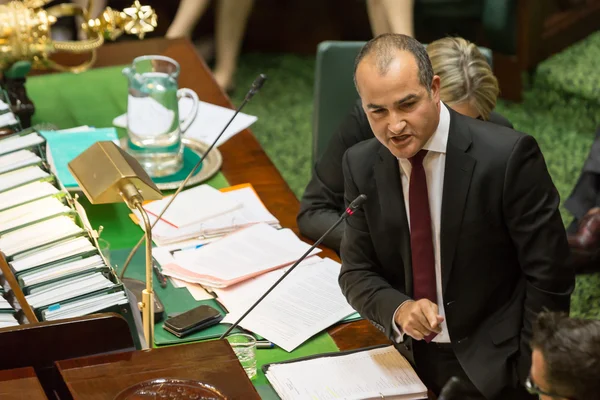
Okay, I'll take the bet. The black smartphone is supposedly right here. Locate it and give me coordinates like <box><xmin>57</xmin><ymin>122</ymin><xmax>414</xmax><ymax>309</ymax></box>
<box><xmin>163</xmin><ymin>305</ymin><xmax>223</xmax><ymax>336</ymax></box>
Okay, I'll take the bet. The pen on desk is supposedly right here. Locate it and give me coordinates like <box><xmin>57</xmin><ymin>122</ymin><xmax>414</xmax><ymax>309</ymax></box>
<box><xmin>168</xmin><ymin>243</ymin><xmax>204</xmax><ymax>256</ymax></box>
<box><xmin>256</xmin><ymin>341</ymin><xmax>275</xmax><ymax>349</ymax></box>
<box><xmin>152</xmin><ymin>261</ymin><xmax>168</xmax><ymax>288</ymax></box>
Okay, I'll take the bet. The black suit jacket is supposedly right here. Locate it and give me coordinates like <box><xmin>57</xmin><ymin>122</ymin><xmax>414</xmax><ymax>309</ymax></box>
<box><xmin>564</xmin><ymin>126</ymin><xmax>600</xmax><ymax>223</ymax></box>
<box><xmin>339</xmin><ymin>107</ymin><xmax>574</xmax><ymax>399</ymax></box>
<box><xmin>297</xmin><ymin>100</ymin><xmax>514</xmax><ymax>251</ymax></box>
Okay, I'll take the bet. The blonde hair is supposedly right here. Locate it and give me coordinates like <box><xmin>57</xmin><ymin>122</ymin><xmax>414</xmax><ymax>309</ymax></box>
<box><xmin>427</xmin><ymin>37</ymin><xmax>499</xmax><ymax>120</ymax></box>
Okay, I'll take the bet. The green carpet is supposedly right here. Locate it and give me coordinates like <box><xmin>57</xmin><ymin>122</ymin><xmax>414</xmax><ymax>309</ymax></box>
<box><xmin>229</xmin><ymin>38</ymin><xmax>600</xmax><ymax>320</ymax></box>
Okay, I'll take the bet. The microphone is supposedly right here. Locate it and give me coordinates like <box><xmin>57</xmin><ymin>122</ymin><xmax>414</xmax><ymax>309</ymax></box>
<box><xmin>438</xmin><ymin>377</ymin><xmax>479</xmax><ymax>400</ymax></box>
<box><xmin>245</xmin><ymin>74</ymin><xmax>266</xmax><ymax>101</ymax></box>
<box><xmin>118</xmin><ymin>74</ymin><xmax>268</xmax><ymax>279</ymax></box>
<box><xmin>219</xmin><ymin>194</ymin><xmax>367</xmax><ymax>339</ymax></box>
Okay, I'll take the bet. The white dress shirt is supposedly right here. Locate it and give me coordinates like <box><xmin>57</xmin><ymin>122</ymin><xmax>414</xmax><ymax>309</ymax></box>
<box><xmin>392</xmin><ymin>103</ymin><xmax>451</xmax><ymax>343</ymax></box>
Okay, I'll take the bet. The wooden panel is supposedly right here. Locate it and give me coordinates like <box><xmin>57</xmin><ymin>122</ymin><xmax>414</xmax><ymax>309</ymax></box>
<box><xmin>0</xmin><ymin>367</ymin><xmax>48</xmax><ymax>400</ymax></box>
<box><xmin>0</xmin><ymin>314</ymin><xmax>135</xmax><ymax>398</ymax></box>
<box><xmin>57</xmin><ymin>340</ymin><xmax>260</xmax><ymax>399</ymax></box>
<box><xmin>328</xmin><ymin>320</ymin><xmax>391</xmax><ymax>351</ymax></box>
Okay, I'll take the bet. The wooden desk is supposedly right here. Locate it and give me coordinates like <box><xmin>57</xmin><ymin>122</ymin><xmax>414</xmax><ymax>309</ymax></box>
<box><xmin>57</xmin><ymin>340</ymin><xmax>260</xmax><ymax>399</ymax></box>
<box><xmin>0</xmin><ymin>367</ymin><xmax>48</xmax><ymax>400</ymax></box>
<box><xmin>57</xmin><ymin>38</ymin><xmax>389</xmax><ymax>351</ymax></box>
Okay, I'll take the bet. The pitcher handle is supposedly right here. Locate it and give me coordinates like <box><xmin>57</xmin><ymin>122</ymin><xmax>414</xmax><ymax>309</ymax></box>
<box><xmin>177</xmin><ymin>88</ymin><xmax>200</xmax><ymax>134</ymax></box>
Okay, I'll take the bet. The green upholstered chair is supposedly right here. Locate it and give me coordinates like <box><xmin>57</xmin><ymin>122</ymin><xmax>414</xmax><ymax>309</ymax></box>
<box><xmin>311</xmin><ymin>40</ymin><xmax>493</xmax><ymax>164</ymax></box>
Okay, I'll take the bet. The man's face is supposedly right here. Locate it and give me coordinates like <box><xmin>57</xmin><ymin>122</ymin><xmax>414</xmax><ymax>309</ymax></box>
<box><xmin>355</xmin><ymin>50</ymin><xmax>441</xmax><ymax>159</ymax></box>
<box><xmin>531</xmin><ymin>348</ymin><xmax>570</xmax><ymax>400</ymax></box>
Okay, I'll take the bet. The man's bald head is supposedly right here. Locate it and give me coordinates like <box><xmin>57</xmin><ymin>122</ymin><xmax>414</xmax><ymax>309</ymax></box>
<box><xmin>354</xmin><ymin>34</ymin><xmax>434</xmax><ymax>93</ymax></box>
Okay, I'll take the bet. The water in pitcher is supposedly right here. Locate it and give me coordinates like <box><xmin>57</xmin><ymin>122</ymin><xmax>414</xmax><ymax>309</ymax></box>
<box><xmin>124</xmin><ymin>56</ymin><xmax>185</xmax><ymax>177</ymax></box>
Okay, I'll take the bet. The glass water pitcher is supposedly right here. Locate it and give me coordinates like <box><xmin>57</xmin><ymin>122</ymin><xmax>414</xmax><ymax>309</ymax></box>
<box><xmin>123</xmin><ymin>55</ymin><xmax>199</xmax><ymax>177</ymax></box>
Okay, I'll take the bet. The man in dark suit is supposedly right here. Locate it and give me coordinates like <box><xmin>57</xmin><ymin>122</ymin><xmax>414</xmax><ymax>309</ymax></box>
<box><xmin>564</xmin><ymin>126</ymin><xmax>600</xmax><ymax>231</ymax></box>
<box><xmin>562</xmin><ymin>126</ymin><xmax>600</xmax><ymax>272</ymax></box>
<box><xmin>297</xmin><ymin>101</ymin><xmax>512</xmax><ymax>253</ymax></box>
<box><xmin>339</xmin><ymin>34</ymin><xmax>574</xmax><ymax>399</ymax></box>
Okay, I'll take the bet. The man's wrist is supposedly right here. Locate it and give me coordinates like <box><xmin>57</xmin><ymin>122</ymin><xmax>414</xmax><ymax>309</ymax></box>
<box><xmin>395</xmin><ymin>300</ymin><xmax>415</xmax><ymax>325</ymax></box>
<box><xmin>392</xmin><ymin>300</ymin><xmax>414</xmax><ymax>342</ymax></box>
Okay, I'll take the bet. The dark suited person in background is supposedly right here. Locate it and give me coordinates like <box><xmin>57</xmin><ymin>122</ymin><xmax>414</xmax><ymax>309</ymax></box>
<box><xmin>563</xmin><ymin>126</ymin><xmax>600</xmax><ymax>272</ymax></box>
<box><xmin>297</xmin><ymin>37</ymin><xmax>512</xmax><ymax>252</ymax></box>
<box><xmin>339</xmin><ymin>34</ymin><xmax>574</xmax><ymax>399</ymax></box>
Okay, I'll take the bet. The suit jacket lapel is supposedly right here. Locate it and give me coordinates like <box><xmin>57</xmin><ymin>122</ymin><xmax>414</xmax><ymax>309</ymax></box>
<box><xmin>375</xmin><ymin>146</ymin><xmax>413</xmax><ymax>297</ymax></box>
<box><xmin>441</xmin><ymin>112</ymin><xmax>476</xmax><ymax>294</ymax></box>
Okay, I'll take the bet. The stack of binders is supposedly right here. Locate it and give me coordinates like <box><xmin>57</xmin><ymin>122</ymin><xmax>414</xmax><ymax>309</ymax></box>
<box><xmin>0</xmin><ymin>94</ymin><xmax>21</xmax><ymax>134</ymax></box>
<box><xmin>0</xmin><ymin>129</ymin><xmax>138</xmax><ymax>345</ymax></box>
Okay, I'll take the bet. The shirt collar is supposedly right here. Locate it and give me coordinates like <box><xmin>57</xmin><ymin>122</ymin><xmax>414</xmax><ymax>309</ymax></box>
<box><xmin>422</xmin><ymin>102</ymin><xmax>450</xmax><ymax>155</ymax></box>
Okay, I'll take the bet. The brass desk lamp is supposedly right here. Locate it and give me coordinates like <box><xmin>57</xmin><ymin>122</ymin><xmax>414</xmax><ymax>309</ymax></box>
<box><xmin>68</xmin><ymin>141</ymin><xmax>162</xmax><ymax>347</ymax></box>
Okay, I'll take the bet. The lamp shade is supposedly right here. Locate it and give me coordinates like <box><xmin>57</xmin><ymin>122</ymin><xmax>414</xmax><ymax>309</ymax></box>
<box><xmin>67</xmin><ymin>141</ymin><xmax>162</xmax><ymax>204</ymax></box>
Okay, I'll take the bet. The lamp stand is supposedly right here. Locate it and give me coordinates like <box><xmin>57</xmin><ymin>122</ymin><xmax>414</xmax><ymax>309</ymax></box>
<box><xmin>133</xmin><ymin>202</ymin><xmax>154</xmax><ymax>348</ymax></box>
<box><xmin>118</xmin><ymin>180</ymin><xmax>155</xmax><ymax>347</ymax></box>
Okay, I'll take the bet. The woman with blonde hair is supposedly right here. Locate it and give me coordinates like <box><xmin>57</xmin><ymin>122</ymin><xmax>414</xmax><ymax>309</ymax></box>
<box><xmin>298</xmin><ymin>36</ymin><xmax>512</xmax><ymax>252</ymax></box>
<box><xmin>426</xmin><ymin>36</ymin><xmax>501</xmax><ymax>122</ymax></box>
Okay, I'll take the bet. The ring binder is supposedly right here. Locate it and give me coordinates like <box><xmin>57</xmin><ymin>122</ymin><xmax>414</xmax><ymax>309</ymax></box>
<box><xmin>0</xmin><ymin>128</ymin><xmax>142</xmax><ymax>348</ymax></box>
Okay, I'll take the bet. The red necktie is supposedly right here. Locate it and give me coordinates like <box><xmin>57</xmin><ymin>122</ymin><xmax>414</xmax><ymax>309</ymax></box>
<box><xmin>409</xmin><ymin>150</ymin><xmax>438</xmax><ymax>342</ymax></box>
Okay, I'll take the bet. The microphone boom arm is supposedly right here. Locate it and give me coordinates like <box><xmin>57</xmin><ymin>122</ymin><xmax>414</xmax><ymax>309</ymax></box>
<box><xmin>219</xmin><ymin>194</ymin><xmax>367</xmax><ymax>339</ymax></box>
<box><xmin>118</xmin><ymin>74</ymin><xmax>268</xmax><ymax>279</ymax></box>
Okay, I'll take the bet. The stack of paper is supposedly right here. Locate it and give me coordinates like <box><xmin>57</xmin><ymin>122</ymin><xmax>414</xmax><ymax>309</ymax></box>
<box><xmin>163</xmin><ymin>223</ymin><xmax>320</xmax><ymax>288</ymax></box>
<box><xmin>0</xmin><ymin>132</ymin><xmax>44</xmax><ymax>156</ymax></box>
<box><xmin>137</xmin><ymin>184</ymin><xmax>280</xmax><ymax>245</ymax></box>
<box><xmin>0</xmin><ymin>165</ymin><xmax>49</xmax><ymax>192</ymax></box>
<box><xmin>143</xmin><ymin>184</ymin><xmax>242</xmax><ymax>229</ymax></box>
<box><xmin>0</xmin><ymin>181</ymin><xmax>61</xmax><ymax>212</ymax></box>
<box><xmin>0</xmin><ymin>150</ymin><xmax>41</xmax><ymax>174</ymax></box>
<box><xmin>0</xmin><ymin>297</ymin><xmax>12</xmax><ymax>310</ymax></box>
<box><xmin>25</xmin><ymin>271</ymin><xmax>116</xmax><ymax>308</ymax></box>
<box><xmin>265</xmin><ymin>346</ymin><xmax>428</xmax><ymax>400</ymax></box>
<box><xmin>0</xmin><ymin>110</ymin><xmax>18</xmax><ymax>129</ymax></box>
<box><xmin>10</xmin><ymin>236</ymin><xmax>96</xmax><ymax>273</ymax></box>
<box><xmin>42</xmin><ymin>290</ymin><xmax>129</xmax><ymax>321</ymax></box>
<box><xmin>0</xmin><ymin>196</ymin><xmax>71</xmax><ymax>233</ymax></box>
<box><xmin>0</xmin><ymin>215</ymin><xmax>83</xmax><ymax>258</ymax></box>
<box><xmin>152</xmin><ymin>247</ymin><xmax>215</xmax><ymax>301</ymax></box>
<box><xmin>0</xmin><ymin>313</ymin><xmax>18</xmax><ymax>328</ymax></box>
<box><xmin>19</xmin><ymin>255</ymin><xmax>106</xmax><ymax>288</ymax></box>
<box><xmin>218</xmin><ymin>257</ymin><xmax>355</xmax><ymax>352</ymax></box>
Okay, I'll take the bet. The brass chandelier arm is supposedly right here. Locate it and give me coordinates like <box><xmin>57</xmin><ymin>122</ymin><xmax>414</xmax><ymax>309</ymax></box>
<box><xmin>45</xmin><ymin>3</ymin><xmax>105</xmax><ymax>53</ymax></box>
<box><xmin>53</xmin><ymin>36</ymin><xmax>104</xmax><ymax>53</ymax></box>
<box><xmin>21</xmin><ymin>0</ymin><xmax>54</xmax><ymax>8</ymax></box>
<box><xmin>45</xmin><ymin>49</ymin><xmax>97</xmax><ymax>73</ymax></box>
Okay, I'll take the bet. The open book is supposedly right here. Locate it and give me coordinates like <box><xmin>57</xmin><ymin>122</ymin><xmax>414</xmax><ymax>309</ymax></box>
<box><xmin>265</xmin><ymin>346</ymin><xmax>428</xmax><ymax>400</ymax></box>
